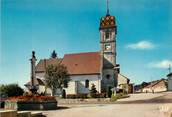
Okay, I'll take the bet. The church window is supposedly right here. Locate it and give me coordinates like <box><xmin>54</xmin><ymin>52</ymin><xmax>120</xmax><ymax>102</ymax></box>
<box><xmin>105</xmin><ymin>32</ymin><xmax>111</xmax><ymax>40</ymax></box>
<box><xmin>106</xmin><ymin>74</ymin><xmax>110</xmax><ymax>79</ymax></box>
<box><xmin>85</xmin><ymin>79</ymin><xmax>89</xmax><ymax>88</ymax></box>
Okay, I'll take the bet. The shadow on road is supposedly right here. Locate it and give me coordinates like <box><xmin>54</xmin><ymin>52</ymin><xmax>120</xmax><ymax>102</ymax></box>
<box><xmin>56</xmin><ymin>106</ymin><xmax>70</xmax><ymax>110</ymax></box>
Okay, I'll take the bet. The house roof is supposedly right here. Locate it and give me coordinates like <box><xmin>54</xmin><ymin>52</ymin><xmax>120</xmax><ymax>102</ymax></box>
<box><xmin>167</xmin><ymin>72</ymin><xmax>172</xmax><ymax>77</ymax></box>
<box><xmin>143</xmin><ymin>79</ymin><xmax>166</xmax><ymax>89</ymax></box>
<box><xmin>61</xmin><ymin>52</ymin><xmax>101</xmax><ymax>75</ymax></box>
<box><xmin>35</xmin><ymin>58</ymin><xmax>62</xmax><ymax>73</ymax></box>
<box><xmin>118</xmin><ymin>74</ymin><xmax>130</xmax><ymax>81</ymax></box>
<box><xmin>25</xmin><ymin>78</ymin><xmax>45</xmax><ymax>86</ymax></box>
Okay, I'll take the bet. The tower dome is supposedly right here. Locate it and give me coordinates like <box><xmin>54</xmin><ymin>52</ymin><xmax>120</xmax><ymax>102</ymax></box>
<box><xmin>99</xmin><ymin>15</ymin><xmax>116</xmax><ymax>30</ymax></box>
<box><xmin>99</xmin><ymin>0</ymin><xmax>117</xmax><ymax>32</ymax></box>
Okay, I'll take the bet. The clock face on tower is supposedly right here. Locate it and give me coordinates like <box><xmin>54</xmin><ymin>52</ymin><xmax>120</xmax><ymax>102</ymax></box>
<box><xmin>104</xmin><ymin>43</ymin><xmax>111</xmax><ymax>51</ymax></box>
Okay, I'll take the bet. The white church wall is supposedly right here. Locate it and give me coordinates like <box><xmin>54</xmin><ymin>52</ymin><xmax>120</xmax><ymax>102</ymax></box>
<box><xmin>64</xmin><ymin>81</ymin><xmax>76</xmax><ymax>94</ymax></box>
<box><xmin>36</xmin><ymin>73</ymin><xmax>101</xmax><ymax>95</ymax></box>
<box><xmin>64</xmin><ymin>74</ymin><xmax>101</xmax><ymax>94</ymax></box>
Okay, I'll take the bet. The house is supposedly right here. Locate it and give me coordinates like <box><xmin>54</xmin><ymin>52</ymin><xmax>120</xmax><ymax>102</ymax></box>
<box><xmin>142</xmin><ymin>79</ymin><xmax>167</xmax><ymax>93</ymax></box>
<box><xmin>134</xmin><ymin>82</ymin><xmax>149</xmax><ymax>92</ymax></box>
<box><xmin>117</xmin><ymin>74</ymin><xmax>130</xmax><ymax>93</ymax></box>
<box><xmin>24</xmin><ymin>78</ymin><xmax>51</xmax><ymax>94</ymax></box>
<box><xmin>167</xmin><ymin>72</ymin><xmax>172</xmax><ymax>91</ymax></box>
<box><xmin>25</xmin><ymin>5</ymin><xmax>131</xmax><ymax>96</ymax></box>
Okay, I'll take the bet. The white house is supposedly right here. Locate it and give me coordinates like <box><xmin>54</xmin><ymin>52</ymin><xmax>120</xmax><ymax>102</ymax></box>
<box><xmin>142</xmin><ymin>79</ymin><xmax>167</xmax><ymax>93</ymax></box>
<box><xmin>167</xmin><ymin>73</ymin><xmax>172</xmax><ymax>91</ymax></box>
<box><xmin>117</xmin><ymin>74</ymin><xmax>130</xmax><ymax>93</ymax></box>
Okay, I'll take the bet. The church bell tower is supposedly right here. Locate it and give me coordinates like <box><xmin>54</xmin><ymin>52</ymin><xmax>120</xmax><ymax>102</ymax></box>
<box><xmin>99</xmin><ymin>0</ymin><xmax>118</xmax><ymax>94</ymax></box>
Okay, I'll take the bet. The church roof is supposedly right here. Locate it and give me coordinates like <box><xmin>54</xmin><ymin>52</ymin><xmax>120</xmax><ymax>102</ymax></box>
<box><xmin>35</xmin><ymin>52</ymin><xmax>101</xmax><ymax>75</ymax></box>
<box><xmin>61</xmin><ymin>52</ymin><xmax>101</xmax><ymax>75</ymax></box>
<box><xmin>35</xmin><ymin>58</ymin><xmax>62</xmax><ymax>73</ymax></box>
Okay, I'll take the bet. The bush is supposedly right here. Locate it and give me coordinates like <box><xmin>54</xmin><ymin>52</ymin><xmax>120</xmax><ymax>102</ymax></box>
<box><xmin>7</xmin><ymin>95</ymin><xmax>56</xmax><ymax>102</ymax></box>
<box><xmin>0</xmin><ymin>84</ymin><xmax>24</xmax><ymax>97</ymax></box>
<box><xmin>90</xmin><ymin>84</ymin><xmax>98</xmax><ymax>98</ymax></box>
<box><xmin>66</xmin><ymin>93</ymin><xmax>106</xmax><ymax>99</ymax></box>
<box><xmin>66</xmin><ymin>94</ymin><xmax>88</xmax><ymax>99</ymax></box>
<box><xmin>110</xmin><ymin>93</ymin><xmax>127</xmax><ymax>102</ymax></box>
<box><xmin>110</xmin><ymin>94</ymin><xmax>118</xmax><ymax>102</ymax></box>
<box><xmin>89</xmin><ymin>93</ymin><xmax>106</xmax><ymax>98</ymax></box>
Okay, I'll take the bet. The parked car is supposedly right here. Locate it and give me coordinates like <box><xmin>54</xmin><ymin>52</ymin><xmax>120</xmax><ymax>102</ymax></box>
<box><xmin>0</xmin><ymin>92</ymin><xmax>8</xmax><ymax>108</ymax></box>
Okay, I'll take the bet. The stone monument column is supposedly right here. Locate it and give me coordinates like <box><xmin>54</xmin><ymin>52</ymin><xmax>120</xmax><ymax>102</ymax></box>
<box><xmin>30</xmin><ymin>51</ymin><xmax>37</xmax><ymax>94</ymax></box>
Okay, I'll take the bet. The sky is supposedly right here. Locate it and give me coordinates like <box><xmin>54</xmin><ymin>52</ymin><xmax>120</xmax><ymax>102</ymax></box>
<box><xmin>1</xmin><ymin>0</ymin><xmax>172</xmax><ymax>87</ymax></box>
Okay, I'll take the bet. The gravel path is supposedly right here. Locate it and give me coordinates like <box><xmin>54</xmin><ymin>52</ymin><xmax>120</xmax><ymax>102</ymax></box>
<box><xmin>42</xmin><ymin>92</ymin><xmax>172</xmax><ymax>117</ymax></box>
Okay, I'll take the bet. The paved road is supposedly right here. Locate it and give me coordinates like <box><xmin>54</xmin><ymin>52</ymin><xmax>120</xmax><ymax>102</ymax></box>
<box><xmin>42</xmin><ymin>92</ymin><xmax>172</xmax><ymax>117</ymax></box>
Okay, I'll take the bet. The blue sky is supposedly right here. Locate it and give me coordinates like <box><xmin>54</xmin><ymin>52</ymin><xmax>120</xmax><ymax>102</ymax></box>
<box><xmin>1</xmin><ymin>0</ymin><xmax>172</xmax><ymax>87</ymax></box>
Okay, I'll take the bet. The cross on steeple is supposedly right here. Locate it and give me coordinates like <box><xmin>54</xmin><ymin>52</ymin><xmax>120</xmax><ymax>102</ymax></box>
<box><xmin>106</xmin><ymin>0</ymin><xmax>110</xmax><ymax>16</ymax></box>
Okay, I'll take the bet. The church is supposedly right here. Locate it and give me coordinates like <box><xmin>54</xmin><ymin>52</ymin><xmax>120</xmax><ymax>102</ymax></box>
<box><xmin>26</xmin><ymin>4</ymin><xmax>131</xmax><ymax>96</ymax></box>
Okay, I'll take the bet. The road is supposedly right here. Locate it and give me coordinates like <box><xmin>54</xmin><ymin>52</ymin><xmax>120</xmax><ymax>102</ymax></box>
<box><xmin>42</xmin><ymin>92</ymin><xmax>172</xmax><ymax>117</ymax></box>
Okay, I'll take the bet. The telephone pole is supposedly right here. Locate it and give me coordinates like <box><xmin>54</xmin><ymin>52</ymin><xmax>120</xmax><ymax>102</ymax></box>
<box><xmin>168</xmin><ymin>64</ymin><xmax>171</xmax><ymax>73</ymax></box>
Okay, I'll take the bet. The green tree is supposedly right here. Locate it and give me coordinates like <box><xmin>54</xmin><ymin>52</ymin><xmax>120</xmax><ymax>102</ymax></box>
<box><xmin>90</xmin><ymin>83</ymin><xmax>97</xmax><ymax>98</ymax></box>
<box><xmin>51</xmin><ymin>50</ymin><xmax>57</xmax><ymax>58</ymax></box>
<box><xmin>45</xmin><ymin>64</ymin><xmax>70</xmax><ymax>96</ymax></box>
<box><xmin>0</xmin><ymin>84</ymin><xmax>24</xmax><ymax>97</ymax></box>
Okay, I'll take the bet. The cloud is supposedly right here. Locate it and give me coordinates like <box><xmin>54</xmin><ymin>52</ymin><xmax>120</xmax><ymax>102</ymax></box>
<box><xmin>148</xmin><ymin>60</ymin><xmax>172</xmax><ymax>69</ymax></box>
<box><xmin>126</xmin><ymin>41</ymin><xmax>155</xmax><ymax>50</ymax></box>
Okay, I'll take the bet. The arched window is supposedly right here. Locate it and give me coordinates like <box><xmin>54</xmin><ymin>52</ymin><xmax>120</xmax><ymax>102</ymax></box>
<box><xmin>85</xmin><ymin>79</ymin><xmax>89</xmax><ymax>88</ymax></box>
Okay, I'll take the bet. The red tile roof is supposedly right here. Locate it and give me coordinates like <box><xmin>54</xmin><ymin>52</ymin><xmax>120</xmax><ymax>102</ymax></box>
<box><xmin>35</xmin><ymin>52</ymin><xmax>101</xmax><ymax>75</ymax></box>
<box><xmin>61</xmin><ymin>52</ymin><xmax>101</xmax><ymax>75</ymax></box>
<box><xmin>35</xmin><ymin>58</ymin><xmax>62</xmax><ymax>73</ymax></box>
<box><xmin>143</xmin><ymin>79</ymin><xmax>167</xmax><ymax>89</ymax></box>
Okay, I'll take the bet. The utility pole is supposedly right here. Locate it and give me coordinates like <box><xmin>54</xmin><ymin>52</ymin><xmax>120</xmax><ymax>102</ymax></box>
<box><xmin>168</xmin><ymin>64</ymin><xmax>171</xmax><ymax>73</ymax></box>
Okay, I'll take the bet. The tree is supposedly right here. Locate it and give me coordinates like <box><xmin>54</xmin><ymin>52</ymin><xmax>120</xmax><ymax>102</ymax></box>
<box><xmin>45</xmin><ymin>64</ymin><xmax>70</xmax><ymax>96</ymax></box>
<box><xmin>0</xmin><ymin>84</ymin><xmax>24</xmax><ymax>97</ymax></box>
<box><xmin>90</xmin><ymin>83</ymin><xmax>97</xmax><ymax>98</ymax></box>
<box><xmin>51</xmin><ymin>50</ymin><xmax>57</xmax><ymax>58</ymax></box>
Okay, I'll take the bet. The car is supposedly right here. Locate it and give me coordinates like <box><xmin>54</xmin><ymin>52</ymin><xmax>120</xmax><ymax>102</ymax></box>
<box><xmin>0</xmin><ymin>92</ymin><xmax>8</xmax><ymax>108</ymax></box>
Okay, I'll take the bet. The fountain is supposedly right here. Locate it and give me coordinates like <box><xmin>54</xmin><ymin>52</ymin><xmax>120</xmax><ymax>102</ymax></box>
<box><xmin>4</xmin><ymin>51</ymin><xmax>57</xmax><ymax>110</ymax></box>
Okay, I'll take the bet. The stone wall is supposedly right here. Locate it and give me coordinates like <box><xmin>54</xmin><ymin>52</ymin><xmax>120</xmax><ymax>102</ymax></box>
<box><xmin>0</xmin><ymin>110</ymin><xmax>17</xmax><ymax>117</ymax></box>
<box><xmin>5</xmin><ymin>100</ymin><xmax>57</xmax><ymax>110</ymax></box>
<box><xmin>57</xmin><ymin>98</ymin><xmax>111</xmax><ymax>104</ymax></box>
<box><xmin>101</xmin><ymin>69</ymin><xmax>116</xmax><ymax>92</ymax></box>
<box><xmin>0</xmin><ymin>110</ymin><xmax>43</xmax><ymax>117</ymax></box>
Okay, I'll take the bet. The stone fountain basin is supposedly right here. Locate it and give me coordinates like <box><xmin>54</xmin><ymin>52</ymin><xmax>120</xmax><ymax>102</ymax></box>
<box><xmin>5</xmin><ymin>100</ymin><xmax>57</xmax><ymax>110</ymax></box>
